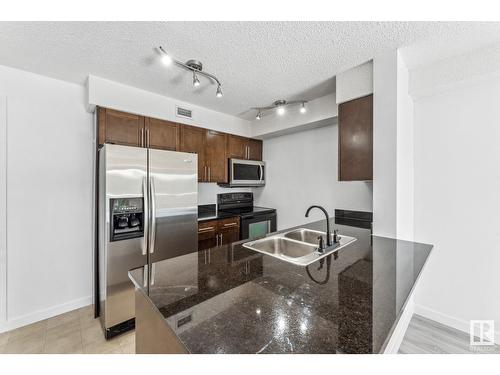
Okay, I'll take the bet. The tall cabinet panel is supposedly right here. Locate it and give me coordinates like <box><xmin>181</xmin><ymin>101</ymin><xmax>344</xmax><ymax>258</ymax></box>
<box><xmin>338</xmin><ymin>94</ymin><xmax>373</xmax><ymax>181</ymax></box>
<box><xmin>179</xmin><ymin>125</ymin><xmax>206</xmax><ymax>182</ymax></box>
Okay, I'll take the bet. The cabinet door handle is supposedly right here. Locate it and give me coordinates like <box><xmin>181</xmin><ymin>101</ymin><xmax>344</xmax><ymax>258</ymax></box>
<box><xmin>147</xmin><ymin>128</ymin><xmax>150</xmax><ymax>148</ymax></box>
<box><xmin>204</xmin><ymin>165</ymin><xmax>207</xmax><ymax>181</ymax></box>
<box><xmin>198</xmin><ymin>226</ymin><xmax>215</xmax><ymax>233</ymax></box>
<box><xmin>208</xmin><ymin>166</ymin><xmax>211</xmax><ymax>181</ymax></box>
<box><xmin>220</xmin><ymin>233</ymin><xmax>223</xmax><ymax>245</ymax></box>
<box><xmin>223</xmin><ymin>222</ymin><xmax>238</xmax><ymax>227</ymax></box>
<box><xmin>140</xmin><ymin>128</ymin><xmax>144</xmax><ymax>147</ymax></box>
<box><xmin>246</xmin><ymin>146</ymin><xmax>249</xmax><ymax>159</ymax></box>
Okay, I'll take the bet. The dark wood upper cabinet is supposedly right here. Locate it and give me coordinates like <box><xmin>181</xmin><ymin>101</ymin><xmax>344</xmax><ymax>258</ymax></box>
<box><xmin>205</xmin><ymin>130</ymin><xmax>227</xmax><ymax>183</ymax></box>
<box><xmin>226</xmin><ymin>134</ymin><xmax>263</xmax><ymax>161</ymax></box>
<box><xmin>248</xmin><ymin>139</ymin><xmax>263</xmax><ymax>161</ymax></box>
<box><xmin>180</xmin><ymin>125</ymin><xmax>206</xmax><ymax>182</ymax></box>
<box><xmin>226</xmin><ymin>135</ymin><xmax>247</xmax><ymax>159</ymax></box>
<box><xmin>145</xmin><ymin>117</ymin><xmax>179</xmax><ymax>151</ymax></box>
<box><xmin>98</xmin><ymin>107</ymin><xmax>144</xmax><ymax>147</ymax></box>
<box><xmin>338</xmin><ymin>94</ymin><xmax>373</xmax><ymax>181</ymax></box>
<box><xmin>96</xmin><ymin>106</ymin><xmax>262</xmax><ymax>183</ymax></box>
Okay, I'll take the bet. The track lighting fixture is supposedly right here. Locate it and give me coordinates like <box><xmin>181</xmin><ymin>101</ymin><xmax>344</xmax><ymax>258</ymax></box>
<box><xmin>300</xmin><ymin>102</ymin><xmax>307</xmax><ymax>113</ymax></box>
<box><xmin>161</xmin><ymin>53</ymin><xmax>172</xmax><ymax>66</ymax></box>
<box><xmin>158</xmin><ymin>46</ymin><xmax>223</xmax><ymax>98</ymax></box>
<box><xmin>216</xmin><ymin>85</ymin><xmax>223</xmax><ymax>98</ymax></box>
<box><xmin>252</xmin><ymin>100</ymin><xmax>308</xmax><ymax>120</ymax></box>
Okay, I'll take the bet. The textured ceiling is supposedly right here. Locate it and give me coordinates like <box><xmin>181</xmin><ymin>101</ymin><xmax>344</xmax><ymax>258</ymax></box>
<box><xmin>0</xmin><ymin>21</ymin><xmax>500</xmax><ymax>119</ymax></box>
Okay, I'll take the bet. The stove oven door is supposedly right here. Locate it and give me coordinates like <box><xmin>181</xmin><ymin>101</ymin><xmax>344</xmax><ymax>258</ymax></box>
<box><xmin>240</xmin><ymin>211</ymin><xmax>277</xmax><ymax>240</ymax></box>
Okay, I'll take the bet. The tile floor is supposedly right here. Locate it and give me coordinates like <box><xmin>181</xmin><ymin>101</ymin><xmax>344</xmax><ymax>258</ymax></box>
<box><xmin>0</xmin><ymin>305</ymin><xmax>134</xmax><ymax>354</ymax></box>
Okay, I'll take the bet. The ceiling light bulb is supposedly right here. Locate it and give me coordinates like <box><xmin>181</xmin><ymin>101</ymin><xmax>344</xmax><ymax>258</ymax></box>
<box><xmin>216</xmin><ymin>85</ymin><xmax>223</xmax><ymax>98</ymax></box>
<box><xmin>256</xmin><ymin>112</ymin><xmax>261</xmax><ymax>120</ymax></box>
<box><xmin>161</xmin><ymin>53</ymin><xmax>172</xmax><ymax>66</ymax></box>
<box><xmin>277</xmin><ymin>106</ymin><xmax>285</xmax><ymax>116</ymax></box>
<box><xmin>300</xmin><ymin>103</ymin><xmax>307</xmax><ymax>113</ymax></box>
<box><xmin>193</xmin><ymin>72</ymin><xmax>200</xmax><ymax>87</ymax></box>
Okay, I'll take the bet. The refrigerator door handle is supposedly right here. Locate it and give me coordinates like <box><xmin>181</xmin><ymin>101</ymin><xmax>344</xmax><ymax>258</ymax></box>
<box><xmin>149</xmin><ymin>176</ymin><xmax>157</xmax><ymax>254</ymax></box>
<box><xmin>142</xmin><ymin>177</ymin><xmax>149</xmax><ymax>255</ymax></box>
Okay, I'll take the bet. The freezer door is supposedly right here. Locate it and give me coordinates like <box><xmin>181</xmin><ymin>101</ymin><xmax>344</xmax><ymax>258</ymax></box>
<box><xmin>148</xmin><ymin>149</ymin><xmax>198</xmax><ymax>263</ymax></box>
<box><xmin>100</xmin><ymin>144</ymin><xmax>148</xmax><ymax>330</ymax></box>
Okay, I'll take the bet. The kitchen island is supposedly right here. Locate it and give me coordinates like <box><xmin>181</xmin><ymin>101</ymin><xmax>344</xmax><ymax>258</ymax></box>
<box><xmin>128</xmin><ymin>218</ymin><xmax>433</xmax><ymax>354</ymax></box>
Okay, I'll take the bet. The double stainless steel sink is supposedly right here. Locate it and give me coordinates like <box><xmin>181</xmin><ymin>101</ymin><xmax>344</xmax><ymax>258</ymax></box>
<box><xmin>243</xmin><ymin>228</ymin><xmax>356</xmax><ymax>266</ymax></box>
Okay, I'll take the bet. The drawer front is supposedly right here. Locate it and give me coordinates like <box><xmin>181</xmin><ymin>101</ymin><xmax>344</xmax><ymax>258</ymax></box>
<box><xmin>217</xmin><ymin>217</ymin><xmax>240</xmax><ymax>231</ymax></box>
<box><xmin>198</xmin><ymin>220</ymin><xmax>218</xmax><ymax>241</ymax></box>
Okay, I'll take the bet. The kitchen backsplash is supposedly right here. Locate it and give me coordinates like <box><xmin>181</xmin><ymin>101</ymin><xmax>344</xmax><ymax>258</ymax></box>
<box><xmin>198</xmin><ymin>183</ymin><xmax>253</xmax><ymax>205</ymax></box>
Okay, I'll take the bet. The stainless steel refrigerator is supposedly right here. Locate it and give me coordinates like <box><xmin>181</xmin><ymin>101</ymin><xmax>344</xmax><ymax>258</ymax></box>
<box><xmin>97</xmin><ymin>144</ymin><xmax>198</xmax><ymax>338</ymax></box>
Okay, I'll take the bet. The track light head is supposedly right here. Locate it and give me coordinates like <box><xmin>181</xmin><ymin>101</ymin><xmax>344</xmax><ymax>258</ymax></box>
<box><xmin>256</xmin><ymin>112</ymin><xmax>261</xmax><ymax>120</ymax></box>
<box><xmin>161</xmin><ymin>53</ymin><xmax>172</xmax><ymax>66</ymax></box>
<box><xmin>216</xmin><ymin>85</ymin><xmax>223</xmax><ymax>98</ymax></box>
<box><xmin>193</xmin><ymin>72</ymin><xmax>200</xmax><ymax>87</ymax></box>
<box><xmin>277</xmin><ymin>106</ymin><xmax>285</xmax><ymax>116</ymax></box>
<box><xmin>300</xmin><ymin>102</ymin><xmax>307</xmax><ymax>113</ymax></box>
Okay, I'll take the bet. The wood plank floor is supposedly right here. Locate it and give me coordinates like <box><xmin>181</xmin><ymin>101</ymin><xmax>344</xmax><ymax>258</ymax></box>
<box><xmin>1</xmin><ymin>307</ymin><xmax>498</xmax><ymax>354</ymax></box>
<box><xmin>399</xmin><ymin>314</ymin><xmax>500</xmax><ymax>354</ymax></box>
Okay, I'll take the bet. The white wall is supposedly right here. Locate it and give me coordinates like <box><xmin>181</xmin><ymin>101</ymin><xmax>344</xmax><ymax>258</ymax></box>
<box><xmin>396</xmin><ymin>53</ymin><xmax>414</xmax><ymax>241</ymax></box>
<box><xmin>87</xmin><ymin>75</ymin><xmax>252</xmax><ymax>137</ymax></box>
<box><xmin>373</xmin><ymin>51</ymin><xmax>398</xmax><ymax>238</ymax></box>
<box><xmin>0</xmin><ymin>65</ymin><xmax>93</xmax><ymax>332</ymax></box>
<box><xmin>254</xmin><ymin>124</ymin><xmax>373</xmax><ymax>230</ymax></box>
<box><xmin>336</xmin><ymin>61</ymin><xmax>373</xmax><ymax>104</ymax></box>
<box><xmin>412</xmin><ymin>72</ymin><xmax>500</xmax><ymax>341</ymax></box>
<box><xmin>198</xmin><ymin>183</ymin><xmax>252</xmax><ymax>205</ymax></box>
<box><xmin>0</xmin><ymin>95</ymin><xmax>6</xmax><ymax>328</ymax></box>
<box><xmin>372</xmin><ymin>50</ymin><xmax>415</xmax><ymax>240</ymax></box>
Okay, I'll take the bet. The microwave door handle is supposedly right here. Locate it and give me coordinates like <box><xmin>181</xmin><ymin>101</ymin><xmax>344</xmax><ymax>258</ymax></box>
<box><xmin>142</xmin><ymin>177</ymin><xmax>148</xmax><ymax>255</ymax></box>
<box><xmin>149</xmin><ymin>176</ymin><xmax>157</xmax><ymax>254</ymax></box>
<box><xmin>259</xmin><ymin>164</ymin><xmax>263</xmax><ymax>181</ymax></box>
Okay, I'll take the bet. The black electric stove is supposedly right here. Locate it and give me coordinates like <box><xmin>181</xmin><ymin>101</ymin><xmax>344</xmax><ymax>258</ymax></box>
<box><xmin>217</xmin><ymin>192</ymin><xmax>277</xmax><ymax>240</ymax></box>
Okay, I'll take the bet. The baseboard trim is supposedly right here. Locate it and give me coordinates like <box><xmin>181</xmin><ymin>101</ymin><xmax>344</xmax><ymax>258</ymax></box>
<box><xmin>414</xmin><ymin>303</ymin><xmax>500</xmax><ymax>344</ymax></box>
<box><xmin>383</xmin><ymin>295</ymin><xmax>415</xmax><ymax>353</ymax></box>
<box><xmin>0</xmin><ymin>295</ymin><xmax>92</xmax><ymax>333</ymax></box>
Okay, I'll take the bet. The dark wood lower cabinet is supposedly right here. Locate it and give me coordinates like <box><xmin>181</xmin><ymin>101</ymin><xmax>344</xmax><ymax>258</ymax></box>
<box><xmin>218</xmin><ymin>217</ymin><xmax>240</xmax><ymax>245</ymax></box>
<box><xmin>197</xmin><ymin>219</ymin><xmax>218</xmax><ymax>251</ymax></box>
<box><xmin>197</xmin><ymin>217</ymin><xmax>240</xmax><ymax>251</ymax></box>
<box><xmin>338</xmin><ymin>94</ymin><xmax>373</xmax><ymax>181</ymax></box>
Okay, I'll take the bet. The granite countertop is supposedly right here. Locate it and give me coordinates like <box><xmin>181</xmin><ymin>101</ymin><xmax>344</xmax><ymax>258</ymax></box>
<box><xmin>129</xmin><ymin>218</ymin><xmax>433</xmax><ymax>354</ymax></box>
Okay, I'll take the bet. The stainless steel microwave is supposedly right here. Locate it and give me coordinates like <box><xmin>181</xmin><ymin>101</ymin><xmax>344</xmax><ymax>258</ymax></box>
<box><xmin>228</xmin><ymin>158</ymin><xmax>265</xmax><ymax>187</ymax></box>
